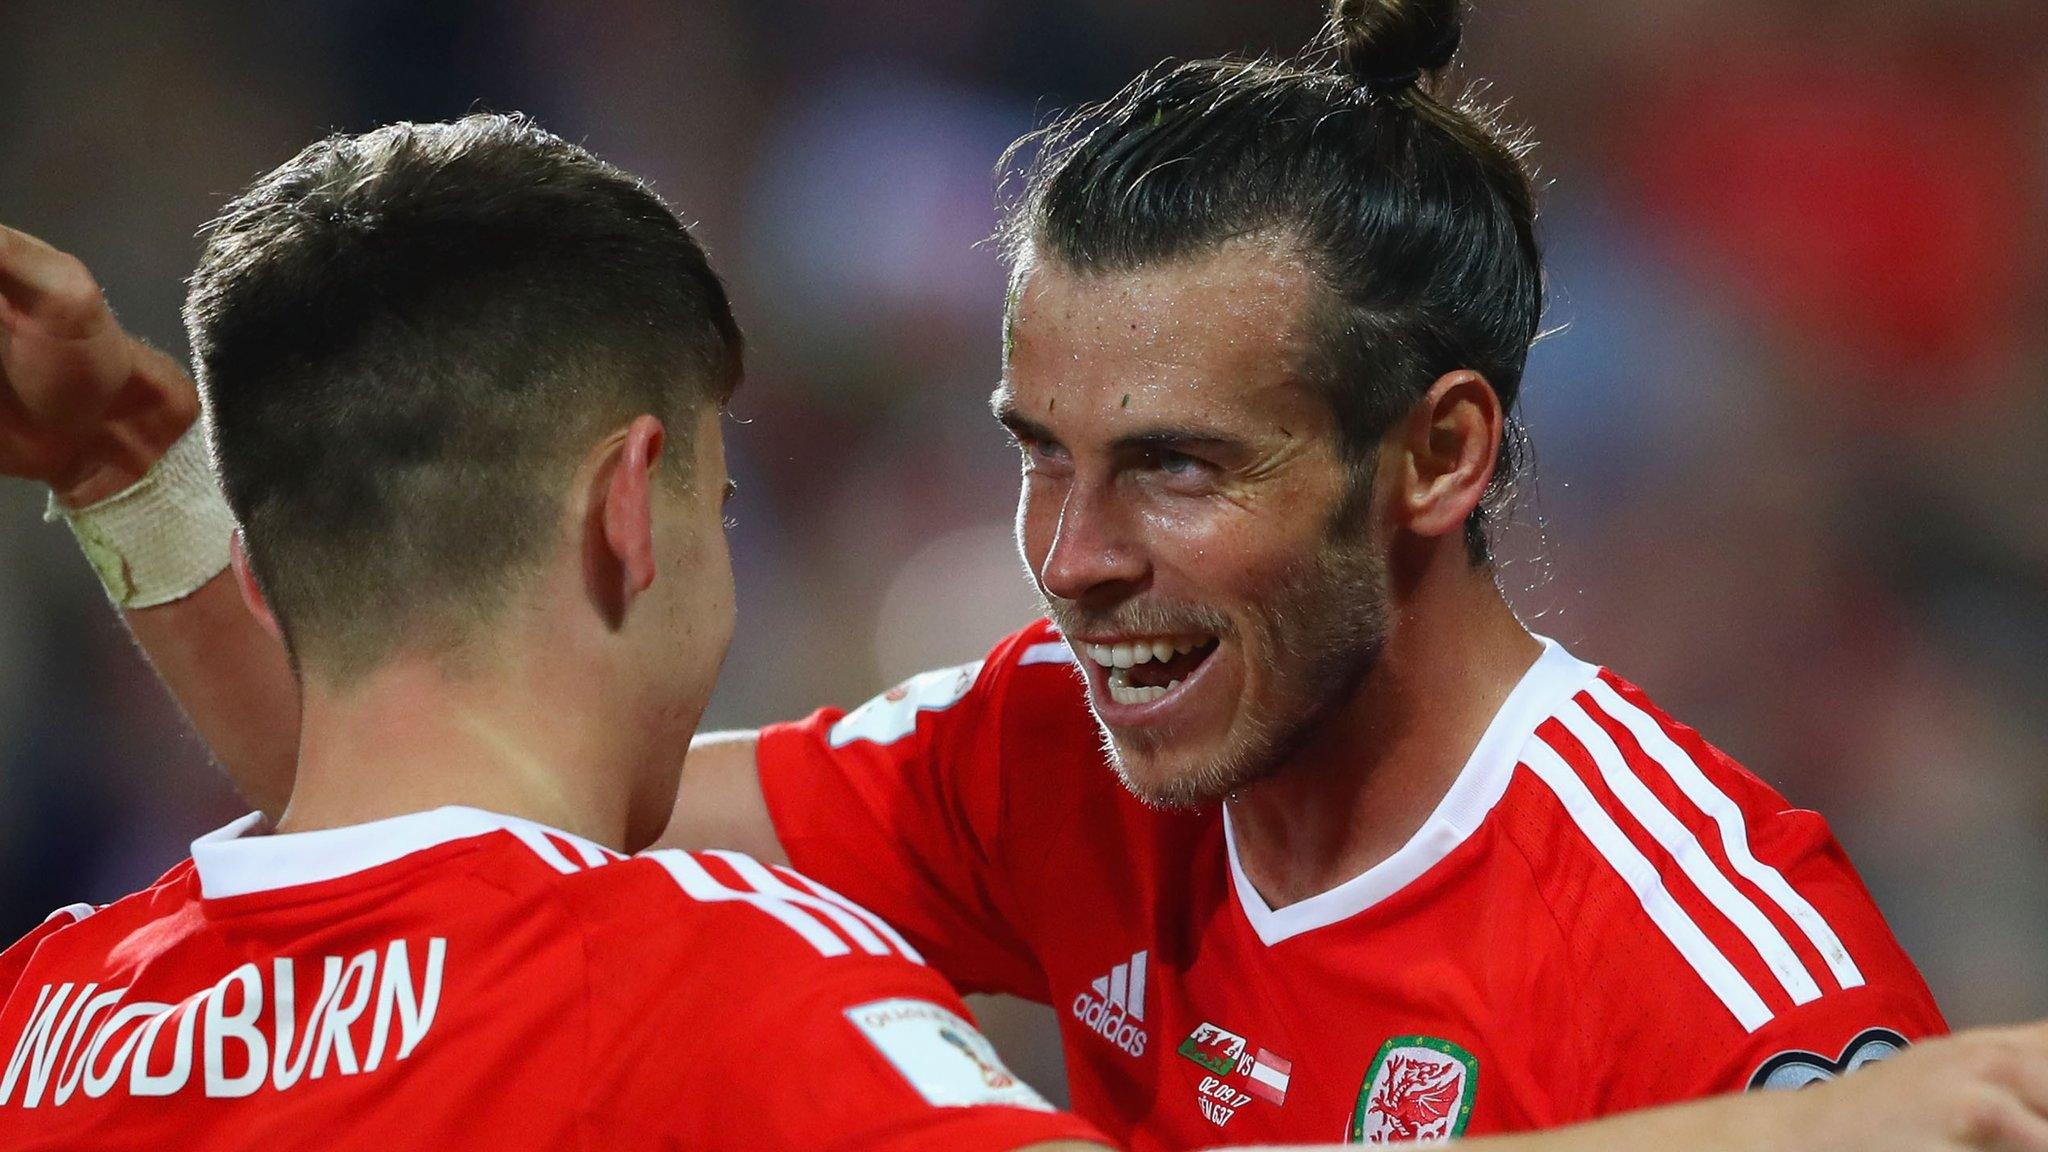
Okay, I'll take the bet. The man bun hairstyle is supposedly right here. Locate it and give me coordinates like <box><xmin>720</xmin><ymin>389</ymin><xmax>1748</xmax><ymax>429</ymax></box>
<box><xmin>1002</xmin><ymin>0</ymin><xmax>1540</xmax><ymax>563</ymax></box>
<box><xmin>1331</xmin><ymin>0</ymin><xmax>1461</xmax><ymax>93</ymax></box>
<box><xmin>187</xmin><ymin>112</ymin><xmax>743</xmax><ymax>683</ymax></box>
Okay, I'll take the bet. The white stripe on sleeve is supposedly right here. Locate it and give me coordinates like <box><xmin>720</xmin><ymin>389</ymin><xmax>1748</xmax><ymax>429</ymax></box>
<box><xmin>1523</xmin><ymin>736</ymin><xmax>1775</xmax><ymax>1032</ymax></box>
<box><xmin>704</xmin><ymin>850</ymin><xmax>898</xmax><ymax>959</ymax></box>
<box><xmin>507</xmin><ymin>827</ymin><xmax>581</xmax><ymax>874</ymax></box>
<box><xmin>1558</xmin><ymin>700</ymin><xmax>1823</xmax><ymax>1006</ymax></box>
<box><xmin>1584</xmin><ymin>678</ymin><xmax>1865</xmax><ymax>990</ymax></box>
<box><xmin>1019</xmin><ymin>641</ymin><xmax>1076</xmax><ymax>666</ymax></box>
<box><xmin>649</xmin><ymin>850</ymin><xmax>851</xmax><ymax>957</ymax></box>
<box><xmin>563</xmin><ymin>838</ymin><xmax>614</xmax><ymax>869</ymax></box>
<box><xmin>771</xmin><ymin>866</ymin><xmax>926</xmax><ymax>965</ymax></box>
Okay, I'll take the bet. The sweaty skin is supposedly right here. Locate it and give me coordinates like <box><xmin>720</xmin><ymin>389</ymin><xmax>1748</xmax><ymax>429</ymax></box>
<box><xmin>997</xmin><ymin>240</ymin><xmax>1539</xmax><ymax>908</ymax></box>
<box><xmin>998</xmin><ymin>243</ymin><xmax>1372</xmax><ymax>810</ymax></box>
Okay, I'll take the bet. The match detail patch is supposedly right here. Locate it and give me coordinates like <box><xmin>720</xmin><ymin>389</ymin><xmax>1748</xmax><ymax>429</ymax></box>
<box><xmin>845</xmin><ymin>998</ymin><xmax>1054</xmax><ymax>1111</ymax></box>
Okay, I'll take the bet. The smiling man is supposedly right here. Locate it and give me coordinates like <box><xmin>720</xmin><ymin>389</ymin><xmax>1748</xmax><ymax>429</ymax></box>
<box><xmin>675</xmin><ymin>1</ymin><xmax>1951</xmax><ymax>1146</ymax></box>
<box><xmin>709</xmin><ymin>209</ymin><xmax>1944</xmax><ymax>1147</ymax></box>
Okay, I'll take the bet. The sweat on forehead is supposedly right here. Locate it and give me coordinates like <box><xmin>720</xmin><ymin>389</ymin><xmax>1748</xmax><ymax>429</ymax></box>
<box><xmin>1004</xmin><ymin>241</ymin><xmax>1326</xmax><ymax>405</ymax></box>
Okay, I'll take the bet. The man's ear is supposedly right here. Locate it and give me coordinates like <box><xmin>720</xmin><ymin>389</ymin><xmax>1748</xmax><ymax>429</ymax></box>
<box><xmin>1389</xmin><ymin>369</ymin><xmax>1503</xmax><ymax>541</ymax></box>
<box><xmin>229</xmin><ymin>531</ymin><xmax>284</xmax><ymax>643</ymax></box>
<box><xmin>582</xmin><ymin>414</ymin><xmax>667</xmax><ymax>629</ymax></box>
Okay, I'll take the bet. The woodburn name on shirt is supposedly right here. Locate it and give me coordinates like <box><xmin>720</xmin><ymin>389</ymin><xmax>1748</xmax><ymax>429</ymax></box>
<box><xmin>1</xmin><ymin>938</ymin><xmax>446</xmax><ymax>1107</ymax></box>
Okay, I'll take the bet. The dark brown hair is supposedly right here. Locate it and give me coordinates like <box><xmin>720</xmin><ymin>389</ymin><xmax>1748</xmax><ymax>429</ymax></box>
<box><xmin>1002</xmin><ymin>0</ymin><xmax>1540</xmax><ymax>561</ymax></box>
<box><xmin>187</xmin><ymin>112</ymin><xmax>743</xmax><ymax>680</ymax></box>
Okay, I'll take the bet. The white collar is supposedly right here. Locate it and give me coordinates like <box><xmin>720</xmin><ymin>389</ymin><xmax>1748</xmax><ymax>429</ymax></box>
<box><xmin>190</xmin><ymin>805</ymin><xmax>620</xmax><ymax>899</ymax></box>
<box><xmin>1224</xmin><ymin>635</ymin><xmax>1600</xmax><ymax>946</ymax></box>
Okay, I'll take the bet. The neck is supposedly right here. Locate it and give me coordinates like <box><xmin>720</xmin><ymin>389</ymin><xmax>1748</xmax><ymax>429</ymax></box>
<box><xmin>278</xmin><ymin>648</ymin><xmax>645</xmax><ymax>852</ymax></box>
<box><xmin>1226</xmin><ymin>551</ymin><xmax>1541</xmax><ymax>911</ymax></box>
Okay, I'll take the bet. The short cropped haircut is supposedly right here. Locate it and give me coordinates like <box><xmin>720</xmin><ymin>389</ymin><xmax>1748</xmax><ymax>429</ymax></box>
<box><xmin>186</xmin><ymin>112</ymin><xmax>743</xmax><ymax>682</ymax></box>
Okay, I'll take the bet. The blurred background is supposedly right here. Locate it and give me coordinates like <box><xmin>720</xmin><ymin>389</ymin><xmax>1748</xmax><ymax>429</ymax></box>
<box><xmin>1</xmin><ymin>0</ymin><xmax>2043</xmax><ymax>1101</ymax></box>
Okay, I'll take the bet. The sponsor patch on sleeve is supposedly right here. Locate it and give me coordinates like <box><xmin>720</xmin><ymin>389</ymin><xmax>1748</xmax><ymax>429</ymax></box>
<box><xmin>827</xmin><ymin>663</ymin><xmax>982</xmax><ymax>748</ymax></box>
<box><xmin>1748</xmin><ymin>1027</ymin><xmax>1909</xmax><ymax>1090</ymax></box>
<box><xmin>846</xmin><ymin>998</ymin><xmax>1055</xmax><ymax>1111</ymax></box>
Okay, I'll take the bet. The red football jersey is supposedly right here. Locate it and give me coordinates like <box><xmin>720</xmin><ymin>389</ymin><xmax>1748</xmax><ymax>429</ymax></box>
<box><xmin>758</xmin><ymin>621</ymin><xmax>1948</xmax><ymax>1149</ymax></box>
<box><xmin>0</xmin><ymin>806</ymin><xmax>1104</xmax><ymax>1150</ymax></box>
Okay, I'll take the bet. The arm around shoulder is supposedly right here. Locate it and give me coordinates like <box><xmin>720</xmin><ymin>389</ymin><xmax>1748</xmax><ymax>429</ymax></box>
<box><xmin>122</xmin><ymin>569</ymin><xmax>299</xmax><ymax>816</ymax></box>
<box><xmin>659</xmin><ymin>729</ymin><xmax>787</xmax><ymax>863</ymax></box>
<box><xmin>1230</xmin><ymin>1020</ymin><xmax>2048</xmax><ymax>1152</ymax></box>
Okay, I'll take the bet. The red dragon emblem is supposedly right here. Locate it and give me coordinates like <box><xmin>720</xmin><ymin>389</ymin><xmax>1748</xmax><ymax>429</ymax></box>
<box><xmin>1364</xmin><ymin>1054</ymin><xmax>1465</xmax><ymax>1142</ymax></box>
<box><xmin>1189</xmin><ymin>1030</ymin><xmax>1239</xmax><ymax>1066</ymax></box>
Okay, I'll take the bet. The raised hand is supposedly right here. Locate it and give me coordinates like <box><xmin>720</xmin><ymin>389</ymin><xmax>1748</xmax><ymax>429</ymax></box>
<box><xmin>0</xmin><ymin>223</ymin><xmax>197</xmax><ymax>506</ymax></box>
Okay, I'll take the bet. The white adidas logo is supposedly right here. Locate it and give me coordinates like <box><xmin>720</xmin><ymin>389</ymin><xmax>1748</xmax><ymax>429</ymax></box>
<box><xmin>1069</xmin><ymin>950</ymin><xmax>1149</xmax><ymax>1058</ymax></box>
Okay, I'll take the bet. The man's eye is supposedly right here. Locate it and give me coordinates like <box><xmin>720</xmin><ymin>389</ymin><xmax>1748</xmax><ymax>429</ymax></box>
<box><xmin>1017</xmin><ymin>438</ymin><xmax>1062</xmax><ymax>466</ymax></box>
<box><xmin>1152</xmin><ymin>449</ymin><xmax>1205</xmax><ymax>476</ymax></box>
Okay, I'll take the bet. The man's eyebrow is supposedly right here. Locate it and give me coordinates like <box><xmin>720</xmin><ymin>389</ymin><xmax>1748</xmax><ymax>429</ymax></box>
<box><xmin>992</xmin><ymin>390</ymin><xmax>1247</xmax><ymax>453</ymax></box>
<box><xmin>1108</xmin><ymin>427</ymin><xmax>1243</xmax><ymax>453</ymax></box>
<box><xmin>990</xmin><ymin>391</ymin><xmax>1054</xmax><ymax>442</ymax></box>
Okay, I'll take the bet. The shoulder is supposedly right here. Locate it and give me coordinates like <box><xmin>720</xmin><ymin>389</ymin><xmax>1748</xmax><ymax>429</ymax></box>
<box><xmin>570</xmin><ymin>851</ymin><xmax>1089</xmax><ymax>1144</ymax></box>
<box><xmin>815</xmin><ymin>619</ymin><xmax>1087</xmax><ymax>751</ymax></box>
<box><xmin>990</xmin><ymin>620</ymin><xmax>1098</xmax><ymax>726</ymax></box>
<box><xmin>554</xmin><ymin>846</ymin><xmax>963</xmax><ymax>1085</ymax></box>
<box><xmin>1501</xmin><ymin>664</ymin><xmax>1846</xmax><ymax>916</ymax></box>
<box><xmin>0</xmin><ymin>904</ymin><xmax>101</xmax><ymax>984</ymax></box>
<box><xmin>555</xmin><ymin>846</ymin><xmax>927</xmax><ymax>970</ymax></box>
<box><xmin>1496</xmin><ymin>663</ymin><xmax>1913</xmax><ymax>1038</ymax></box>
<box><xmin>0</xmin><ymin>861</ymin><xmax>200</xmax><ymax>992</ymax></box>
<box><xmin>761</xmin><ymin>619</ymin><xmax>1103</xmax><ymax>814</ymax></box>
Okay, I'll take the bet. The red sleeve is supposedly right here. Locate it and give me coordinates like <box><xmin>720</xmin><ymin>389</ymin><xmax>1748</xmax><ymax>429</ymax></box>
<box><xmin>756</xmin><ymin>633</ymin><xmax>1045</xmax><ymax>998</ymax></box>
<box><xmin>0</xmin><ymin>906</ymin><xmax>94</xmax><ymax>996</ymax></box>
<box><xmin>1597</xmin><ymin>915</ymin><xmax>1945</xmax><ymax>1113</ymax></box>
<box><xmin>1595</xmin><ymin>806</ymin><xmax>1947</xmax><ymax>1112</ymax></box>
<box><xmin>1565</xmin><ymin>677</ymin><xmax>1949</xmax><ymax>1114</ymax></box>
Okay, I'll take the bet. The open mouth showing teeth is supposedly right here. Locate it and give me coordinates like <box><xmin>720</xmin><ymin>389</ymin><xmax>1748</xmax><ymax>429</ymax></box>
<box><xmin>1081</xmin><ymin>637</ymin><xmax>1220</xmax><ymax>706</ymax></box>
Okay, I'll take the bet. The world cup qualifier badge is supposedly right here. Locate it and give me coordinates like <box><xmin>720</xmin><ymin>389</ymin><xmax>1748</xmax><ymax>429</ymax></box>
<box><xmin>1347</xmin><ymin>1035</ymin><xmax>1478</xmax><ymax>1144</ymax></box>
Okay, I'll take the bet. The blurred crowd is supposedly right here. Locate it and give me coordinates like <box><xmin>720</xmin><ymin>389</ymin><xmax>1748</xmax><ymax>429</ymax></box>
<box><xmin>1</xmin><ymin>0</ymin><xmax>2042</xmax><ymax>1097</ymax></box>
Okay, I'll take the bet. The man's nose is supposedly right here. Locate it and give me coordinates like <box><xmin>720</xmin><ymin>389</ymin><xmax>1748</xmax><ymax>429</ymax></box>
<box><xmin>1037</xmin><ymin>481</ymin><xmax>1148</xmax><ymax>607</ymax></box>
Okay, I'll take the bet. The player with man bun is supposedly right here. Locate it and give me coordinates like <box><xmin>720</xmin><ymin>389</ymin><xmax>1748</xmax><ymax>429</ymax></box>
<box><xmin>697</xmin><ymin>0</ymin><xmax>1948</xmax><ymax>1143</ymax></box>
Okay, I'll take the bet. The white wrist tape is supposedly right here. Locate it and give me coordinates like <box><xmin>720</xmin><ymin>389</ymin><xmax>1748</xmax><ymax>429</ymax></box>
<box><xmin>44</xmin><ymin>420</ymin><xmax>237</xmax><ymax>609</ymax></box>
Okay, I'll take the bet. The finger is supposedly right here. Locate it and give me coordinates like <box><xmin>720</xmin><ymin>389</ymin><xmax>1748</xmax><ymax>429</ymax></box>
<box><xmin>0</xmin><ymin>384</ymin><xmax>75</xmax><ymax>478</ymax></box>
<box><xmin>1989</xmin><ymin>1105</ymin><xmax>2048</xmax><ymax>1152</ymax></box>
<box><xmin>2012</xmin><ymin>1037</ymin><xmax>2048</xmax><ymax>1122</ymax></box>
<box><xmin>0</xmin><ymin>224</ymin><xmax>113</xmax><ymax>340</ymax></box>
<box><xmin>1</xmin><ymin>323</ymin><xmax>134</xmax><ymax>426</ymax></box>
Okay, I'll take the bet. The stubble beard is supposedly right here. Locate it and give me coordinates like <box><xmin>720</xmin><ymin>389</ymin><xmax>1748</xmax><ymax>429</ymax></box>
<box><xmin>1042</xmin><ymin>526</ymin><xmax>1391</xmax><ymax>811</ymax></box>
